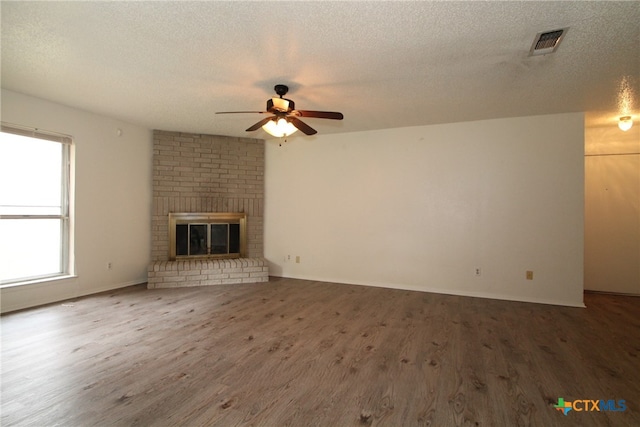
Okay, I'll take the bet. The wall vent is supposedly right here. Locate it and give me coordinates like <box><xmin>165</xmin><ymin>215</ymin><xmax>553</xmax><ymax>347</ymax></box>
<box><xmin>529</xmin><ymin>28</ymin><xmax>568</xmax><ymax>56</ymax></box>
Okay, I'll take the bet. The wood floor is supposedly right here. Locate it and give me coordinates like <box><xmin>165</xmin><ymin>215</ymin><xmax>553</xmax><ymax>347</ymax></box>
<box><xmin>1</xmin><ymin>278</ymin><xmax>639</xmax><ymax>427</ymax></box>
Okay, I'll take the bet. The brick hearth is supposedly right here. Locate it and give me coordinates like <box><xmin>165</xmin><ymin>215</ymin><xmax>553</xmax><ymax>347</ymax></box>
<box><xmin>148</xmin><ymin>258</ymin><xmax>268</xmax><ymax>288</ymax></box>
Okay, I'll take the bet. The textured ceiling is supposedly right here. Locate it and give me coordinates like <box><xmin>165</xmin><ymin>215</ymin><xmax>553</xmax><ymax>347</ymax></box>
<box><xmin>2</xmin><ymin>1</ymin><xmax>639</xmax><ymax>138</ymax></box>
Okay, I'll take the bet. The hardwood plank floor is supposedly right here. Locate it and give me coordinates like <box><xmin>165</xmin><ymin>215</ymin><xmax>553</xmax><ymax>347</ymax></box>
<box><xmin>1</xmin><ymin>278</ymin><xmax>639</xmax><ymax>426</ymax></box>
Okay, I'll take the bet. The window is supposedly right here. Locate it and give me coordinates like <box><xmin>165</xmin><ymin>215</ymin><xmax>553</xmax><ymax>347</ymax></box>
<box><xmin>0</xmin><ymin>123</ymin><xmax>73</xmax><ymax>285</ymax></box>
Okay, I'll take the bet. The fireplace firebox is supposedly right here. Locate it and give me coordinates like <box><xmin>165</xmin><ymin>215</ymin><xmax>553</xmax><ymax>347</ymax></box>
<box><xmin>168</xmin><ymin>213</ymin><xmax>246</xmax><ymax>260</ymax></box>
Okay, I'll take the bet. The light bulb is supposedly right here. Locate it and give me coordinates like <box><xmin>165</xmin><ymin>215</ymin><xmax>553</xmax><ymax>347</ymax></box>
<box><xmin>618</xmin><ymin>116</ymin><xmax>633</xmax><ymax>132</ymax></box>
<box><xmin>262</xmin><ymin>118</ymin><xmax>298</xmax><ymax>137</ymax></box>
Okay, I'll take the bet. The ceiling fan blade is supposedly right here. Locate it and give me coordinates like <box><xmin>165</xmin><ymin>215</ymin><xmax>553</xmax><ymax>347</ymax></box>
<box><xmin>246</xmin><ymin>117</ymin><xmax>275</xmax><ymax>132</ymax></box>
<box><xmin>216</xmin><ymin>111</ymin><xmax>269</xmax><ymax>115</ymax></box>
<box><xmin>289</xmin><ymin>117</ymin><xmax>317</xmax><ymax>135</ymax></box>
<box><xmin>293</xmin><ymin>110</ymin><xmax>344</xmax><ymax>120</ymax></box>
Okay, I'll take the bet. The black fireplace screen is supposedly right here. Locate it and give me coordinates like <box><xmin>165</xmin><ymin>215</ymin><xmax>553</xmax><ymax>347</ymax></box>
<box><xmin>169</xmin><ymin>213</ymin><xmax>246</xmax><ymax>260</ymax></box>
<box><xmin>175</xmin><ymin>223</ymin><xmax>241</xmax><ymax>257</ymax></box>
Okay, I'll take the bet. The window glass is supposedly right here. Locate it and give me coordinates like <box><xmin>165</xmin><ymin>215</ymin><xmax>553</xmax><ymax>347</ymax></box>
<box><xmin>0</xmin><ymin>219</ymin><xmax>62</xmax><ymax>281</ymax></box>
<box><xmin>0</xmin><ymin>134</ymin><xmax>62</xmax><ymax>216</ymax></box>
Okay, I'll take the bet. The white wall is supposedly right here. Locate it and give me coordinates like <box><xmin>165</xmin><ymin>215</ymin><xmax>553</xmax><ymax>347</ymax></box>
<box><xmin>1</xmin><ymin>90</ymin><xmax>152</xmax><ymax>312</ymax></box>
<box><xmin>265</xmin><ymin>113</ymin><xmax>585</xmax><ymax>307</ymax></box>
<box><xmin>585</xmin><ymin>125</ymin><xmax>640</xmax><ymax>294</ymax></box>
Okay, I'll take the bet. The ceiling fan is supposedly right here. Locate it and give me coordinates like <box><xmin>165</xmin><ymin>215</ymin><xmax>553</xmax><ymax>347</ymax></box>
<box><xmin>216</xmin><ymin>84</ymin><xmax>344</xmax><ymax>137</ymax></box>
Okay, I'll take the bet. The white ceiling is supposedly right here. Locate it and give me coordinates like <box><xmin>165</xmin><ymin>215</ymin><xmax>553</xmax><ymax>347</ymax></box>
<box><xmin>2</xmin><ymin>1</ymin><xmax>639</xmax><ymax>139</ymax></box>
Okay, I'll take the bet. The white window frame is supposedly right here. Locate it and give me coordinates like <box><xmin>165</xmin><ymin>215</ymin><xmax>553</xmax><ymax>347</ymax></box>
<box><xmin>0</xmin><ymin>123</ymin><xmax>74</xmax><ymax>286</ymax></box>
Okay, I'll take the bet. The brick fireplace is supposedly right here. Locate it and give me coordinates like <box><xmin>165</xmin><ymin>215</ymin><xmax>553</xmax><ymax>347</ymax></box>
<box><xmin>147</xmin><ymin>130</ymin><xmax>268</xmax><ymax>288</ymax></box>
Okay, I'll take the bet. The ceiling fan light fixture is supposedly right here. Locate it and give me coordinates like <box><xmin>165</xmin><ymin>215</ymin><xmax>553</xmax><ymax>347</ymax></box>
<box><xmin>262</xmin><ymin>117</ymin><xmax>298</xmax><ymax>137</ymax></box>
<box><xmin>618</xmin><ymin>115</ymin><xmax>633</xmax><ymax>131</ymax></box>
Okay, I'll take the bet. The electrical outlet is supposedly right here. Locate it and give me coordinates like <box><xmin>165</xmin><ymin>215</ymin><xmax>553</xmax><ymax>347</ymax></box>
<box><xmin>526</xmin><ymin>270</ymin><xmax>534</xmax><ymax>280</ymax></box>
<box><xmin>107</xmin><ymin>262</ymin><xmax>112</xmax><ymax>270</ymax></box>
<box><xmin>475</xmin><ymin>267</ymin><xmax>481</xmax><ymax>276</ymax></box>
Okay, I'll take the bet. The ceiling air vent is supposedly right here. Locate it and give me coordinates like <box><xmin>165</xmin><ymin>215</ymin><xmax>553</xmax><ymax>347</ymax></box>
<box><xmin>529</xmin><ymin>28</ymin><xmax>568</xmax><ymax>56</ymax></box>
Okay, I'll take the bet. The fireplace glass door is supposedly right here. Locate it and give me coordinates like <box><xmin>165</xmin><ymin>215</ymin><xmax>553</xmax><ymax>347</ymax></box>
<box><xmin>169</xmin><ymin>213</ymin><xmax>246</xmax><ymax>260</ymax></box>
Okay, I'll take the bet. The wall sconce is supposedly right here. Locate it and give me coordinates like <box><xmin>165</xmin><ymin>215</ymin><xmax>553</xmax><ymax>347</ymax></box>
<box><xmin>262</xmin><ymin>117</ymin><xmax>298</xmax><ymax>137</ymax></box>
<box><xmin>618</xmin><ymin>116</ymin><xmax>633</xmax><ymax>132</ymax></box>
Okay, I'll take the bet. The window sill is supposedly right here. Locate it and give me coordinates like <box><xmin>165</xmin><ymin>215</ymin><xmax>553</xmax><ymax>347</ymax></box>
<box><xmin>0</xmin><ymin>274</ymin><xmax>78</xmax><ymax>289</ymax></box>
